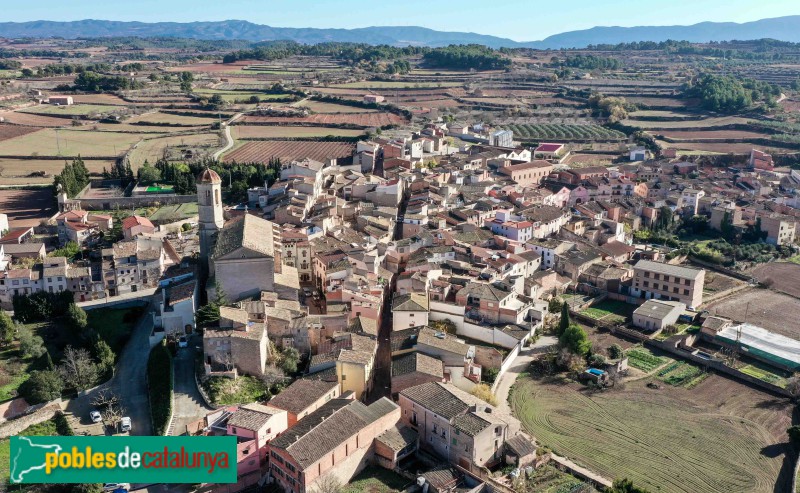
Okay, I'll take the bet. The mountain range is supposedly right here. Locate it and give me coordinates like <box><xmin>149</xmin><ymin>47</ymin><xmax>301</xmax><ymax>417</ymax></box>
<box><xmin>1</xmin><ymin>16</ymin><xmax>800</xmax><ymax>49</ymax></box>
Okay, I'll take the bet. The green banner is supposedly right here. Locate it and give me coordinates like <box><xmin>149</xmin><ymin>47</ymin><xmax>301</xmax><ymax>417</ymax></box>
<box><xmin>10</xmin><ymin>436</ymin><xmax>238</xmax><ymax>484</ymax></box>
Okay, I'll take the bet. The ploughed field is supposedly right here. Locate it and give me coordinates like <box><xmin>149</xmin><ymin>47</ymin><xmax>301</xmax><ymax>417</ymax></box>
<box><xmin>511</xmin><ymin>374</ymin><xmax>792</xmax><ymax>493</ymax></box>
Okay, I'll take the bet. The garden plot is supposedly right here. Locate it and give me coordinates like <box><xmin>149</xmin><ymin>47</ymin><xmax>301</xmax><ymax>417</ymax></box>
<box><xmin>578</xmin><ymin>300</ymin><xmax>635</xmax><ymax>324</ymax></box>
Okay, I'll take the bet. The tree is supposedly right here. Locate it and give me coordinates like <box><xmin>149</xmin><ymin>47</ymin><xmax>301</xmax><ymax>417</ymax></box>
<box><xmin>786</xmin><ymin>374</ymin><xmax>800</xmax><ymax>400</ymax></box>
<box><xmin>608</xmin><ymin>343</ymin><xmax>624</xmax><ymax>360</ymax></box>
<box><xmin>788</xmin><ymin>425</ymin><xmax>800</xmax><ymax>447</ymax></box>
<box><xmin>137</xmin><ymin>163</ymin><xmax>162</xmax><ymax>183</ymax></box>
<box><xmin>66</xmin><ymin>303</ymin><xmax>88</xmax><ymax>332</ymax></box>
<box><xmin>607</xmin><ymin>478</ymin><xmax>651</xmax><ymax>493</ymax></box>
<box><xmin>559</xmin><ymin>303</ymin><xmax>571</xmax><ymax>335</ymax></box>
<box><xmin>19</xmin><ymin>369</ymin><xmax>64</xmax><ymax>403</ymax></box>
<box><xmin>281</xmin><ymin>347</ymin><xmax>300</xmax><ymax>374</ymax></box>
<box><xmin>94</xmin><ymin>338</ymin><xmax>116</xmax><ymax>377</ymax></box>
<box><xmin>548</xmin><ymin>296</ymin><xmax>563</xmax><ymax>314</ymax></box>
<box><xmin>312</xmin><ymin>473</ymin><xmax>343</xmax><ymax>493</ymax></box>
<box><xmin>58</xmin><ymin>346</ymin><xmax>99</xmax><ymax>392</ymax></box>
<box><xmin>0</xmin><ymin>310</ymin><xmax>14</xmax><ymax>347</ymax></box>
<box><xmin>559</xmin><ymin>324</ymin><xmax>591</xmax><ymax>356</ymax></box>
<box><xmin>18</xmin><ymin>325</ymin><xmax>46</xmax><ymax>359</ymax></box>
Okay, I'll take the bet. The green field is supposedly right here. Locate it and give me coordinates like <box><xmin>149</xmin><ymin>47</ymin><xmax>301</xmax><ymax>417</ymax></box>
<box><xmin>626</xmin><ymin>347</ymin><xmax>669</xmax><ymax>372</ymax></box>
<box><xmin>0</xmin><ymin>345</ymin><xmax>34</xmax><ymax>401</ymax></box>
<box><xmin>511</xmin><ymin>377</ymin><xmax>785</xmax><ymax>493</ymax></box>
<box><xmin>0</xmin><ymin>129</ymin><xmax>145</xmax><ymax>157</ymax></box>
<box><xmin>193</xmin><ymin>89</ymin><xmax>293</xmax><ymax>102</ymax></box>
<box><xmin>19</xmin><ymin>104</ymin><xmax>125</xmax><ymax>116</ymax></box>
<box><xmin>656</xmin><ymin>360</ymin><xmax>708</xmax><ymax>388</ymax></box>
<box><xmin>579</xmin><ymin>300</ymin><xmax>634</xmax><ymax>323</ymax></box>
<box><xmin>342</xmin><ymin>466</ymin><xmax>410</xmax><ymax>493</ymax></box>
<box><xmin>145</xmin><ymin>185</ymin><xmax>174</xmax><ymax>193</ymax></box>
<box><xmin>504</xmin><ymin>123</ymin><xmax>626</xmax><ymax>141</ymax></box>
<box><xmin>203</xmin><ymin>375</ymin><xmax>270</xmax><ymax>405</ymax></box>
<box><xmin>739</xmin><ymin>364</ymin><xmax>787</xmax><ymax>388</ymax></box>
<box><xmin>517</xmin><ymin>465</ymin><xmax>591</xmax><ymax>493</ymax></box>
<box><xmin>149</xmin><ymin>202</ymin><xmax>199</xmax><ymax>223</ymax></box>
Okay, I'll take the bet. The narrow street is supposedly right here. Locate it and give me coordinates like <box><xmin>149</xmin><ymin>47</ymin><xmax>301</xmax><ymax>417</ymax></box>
<box><xmin>169</xmin><ymin>334</ymin><xmax>212</xmax><ymax>435</ymax></box>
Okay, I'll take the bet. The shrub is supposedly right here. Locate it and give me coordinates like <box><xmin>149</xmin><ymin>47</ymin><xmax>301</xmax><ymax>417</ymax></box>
<box><xmin>147</xmin><ymin>343</ymin><xmax>173</xmax><ymax>435</ymax></box>
<box><xmin>470</xmin><ymin>383</ymin><xmax>498</xmax><ymax>406</ymax></box>
<box><xmin>482</xmin><ymin>367</ymin><xmax>500</xmax><ymax>384</ymax></box>
<box><xmin>19</xmin><ymin>370</ymin><xmax>64</xmax><ymax>404</ymax></box>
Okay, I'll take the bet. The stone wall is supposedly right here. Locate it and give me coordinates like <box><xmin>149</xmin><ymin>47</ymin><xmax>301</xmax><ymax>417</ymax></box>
<box><xmin>0</xmin><ymin>402</ymin><xmax>62</xmax><ymax>439</ymax></box>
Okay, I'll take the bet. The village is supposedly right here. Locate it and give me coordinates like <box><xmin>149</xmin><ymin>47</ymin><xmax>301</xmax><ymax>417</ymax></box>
<box><xmin>0</xmin><ymin>23</ymin><xmax>799</xmax><ymax>493</ymax></box>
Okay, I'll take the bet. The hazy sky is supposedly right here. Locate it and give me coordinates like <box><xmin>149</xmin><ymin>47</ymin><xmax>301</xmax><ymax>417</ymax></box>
<box><xmin>4</xmin><ymin>0</ymin><xmax>799</xmax><ymax>41</ymax></box>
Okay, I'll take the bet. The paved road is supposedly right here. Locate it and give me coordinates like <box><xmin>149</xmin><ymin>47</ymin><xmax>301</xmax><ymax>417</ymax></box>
<box><xmin>170</xmin><ymin>334</ymin><xmax>212</xmax><ymax>435</ymax></box>
<box><xmin>110</xmin><ymin>302</ymin><xmax>156</xmax><ymax>435</ymax></box>
<box><xmin>212</xmin><ymin>112</ymin><xmax>243</xmax><ymax>160</ymax></box>
<box><xmin>493</xmin><ymin>335</ymin><xmax>557</xmax><ymax>413</ymax></box>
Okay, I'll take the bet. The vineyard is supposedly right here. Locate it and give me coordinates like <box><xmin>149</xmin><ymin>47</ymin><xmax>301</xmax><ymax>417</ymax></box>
<box><xmin>504</xmin><ymin>123</ymin><xmax>626</xmax><ymax>141</ymax></box>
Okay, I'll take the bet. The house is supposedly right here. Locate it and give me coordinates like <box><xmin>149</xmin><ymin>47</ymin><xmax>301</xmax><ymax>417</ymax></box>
<box><xmin>633</xmin><ymin>300</ymin><xmax>686</xmax><ymax>331</ymax></box>
<box><xmin>48</xmin><ymin>95</ymin><xmax>73</xmax><ymax>105</ymax></box>
<box><xmin>0</xmin><ymin>227</ymin><xmax>34</xmax><ymax>245</ymax></box>
<box><xmin>157</xmin><ymin>279</ymin><xmax>197</xmax><ymax>336</ymax></box>
<box><xmin>335</xmin><ymin>333</ymin><xmax>378</xmax><ymax>400</ymax></box>
<box><xmin>0</xmin><ymin>256</ymin><xmax>98</xmax><ymax>306</ymax></box>
<box><xmin>374</xmin><ymin>425</ymin><xmax>419</xmax><ymax>470</ymax></box>
<box><xmin>392</xmin><ymin>292</ymin><xmax>430</xmax><ymax>330</ymax></box>
<box><xmin>630</xmin><ymin>147</ymin><xmax>648</xmax><ymax>161</ymax></box>
<box><xmin>203</xmin><ymin>306</ymin><xmax>269</xmax><ymax>378</ymax></box>
<box><xmin>533</xmin><ymin>143</ymin><xmax>565</xmax><ymax>161</ymax></box>
<box><xmin>268</xmin><ymin>398</ymin><xmax>400</xmax><ymax>493</ymax></box>
<box><xmin>2</xmin><ymin>243</ymin><xmax>46</xmax><ymax>262</ymax></box>
<box><xmin>364</xmin><ymin>94</ymin><xmax>385</xmax><ymax>104</ymax></box>
<box><xmin>415</xmin><ymin>327</ymin><xmax>481</xmax><ymax>383</ymax></box>
<box><xmin>490</xmin><ymin>130</ymin><xmax>513</xmax><ymax>148</ymax></box>
<box><xmin>497</xmin><ymin>161</ymin><xmax>553</xmax><ymax>187</ymax></box>
<box><xmin>631</xmin><ymin>260</ymin><xmax>705</xmax><ymax>309</ymax></box>
<box><xmin>391</xmin><ymin>353</ymin><xmax>445</xmax><ymax>398</ymax></box>
<box><xmin>398</xmin><ymin>382</ymin><xmax>522</xmax><ymax>469</ymax></box>
<box><xmin>122</xmin><ymin>215</ymin><xmax>155</xmax><ymax>239</ymax></box>
<box><xmin>267</xmin><ymin>379</ymin><xmax>340</xmax><ymax>426</ymax></box>
<box><xmin>227</xmin><ymin>404</ymin><xmax>288</xmax><ymax>477</ymax></box>
<box><xmin>102</xmin><ymin>236</ymin><xmax>166</xmax><ymax>296</ymax></box>
<box><xmin>56</xmin><ymin>210</ymin><xmax>112</xmax><ymax>246</ymax></box>
<box><xmin>749</xmin><ymin>149</ymin><xmax>774</xmax><ymax>171</ymax></box>
<box><xmin>759</xmin><ymin>214</ymin><xmax>796</xmax><ymax>246</ymax></box>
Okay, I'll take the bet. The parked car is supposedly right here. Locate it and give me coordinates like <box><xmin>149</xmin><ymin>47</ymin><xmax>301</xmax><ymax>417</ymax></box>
<box><xmin>120</xmin><ymin>417</ymin><xmax>132</xmax><ymax>433</ymax></box>
<box><xmin>89</xmin><ymin>410</ymin><xmax>102</xmax><ymax>423</ymax></box>
<box><xmin>302</xmin><ymin>287</ymin><xmax>312</xmax><ymax>297</ymax></box>
<box><xmin>178</xmin><ymin>336</ymin><xmax>188</xmax><ymax>348</ymax></box>
<box><xmin>103</xmin><ymin>483</ymin><xmax>130</xmax><ymax>492</ymax></box>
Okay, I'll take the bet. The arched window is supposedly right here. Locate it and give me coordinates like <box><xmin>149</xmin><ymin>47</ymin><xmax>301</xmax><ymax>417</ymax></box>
<box><xmin>215</xmin><ymin>189</ymin><xmax>220</xmax><ymax>205</ymax></box>
<box><xmin>205</xmin><ymin>190</ymin><xmax>211</xmax><ymax>203</ymax></box>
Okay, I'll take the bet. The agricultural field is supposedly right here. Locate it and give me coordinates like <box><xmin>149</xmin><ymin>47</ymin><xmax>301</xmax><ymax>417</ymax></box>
<box><xmin>240</xmin><ymin>112</ymin><xmax>405</xmax><ymax>128</ymax></box>
<box><xmin>193</xmin><ymin>89</ymin><xmax>292</xmax><ymax>103</ymax></box>
<box><xmin>342</xmin><ymin>466</ymin><xmax>411</xmax><ymax>493</ymax></box>
<box><xmin>126</xmin><ymin>112</ymin><xmax>217</xmax><ymax>126</ymax></box>
<box><xmin>738</xmin><ymin>363</ymin><xmax>788</xmax><ymax>388</ymax></box>
<box><xmin>0</xmin><ymin>188</ymin><xmax>57</xmax><ymax>228</ymax></box>
<box><xmin>223</xmin><ymin>140</ymin><xmax>356</xmax><ymax>164</ymax></box>
<box><xmin>333</xmin><ymin>81</ymin><xmax>463</xmax><ymax>89</ymax></box>
<box><xmin>18</xmin><ymin>103</ymin><xmax>126</xmax><ymax>116</ymax></box>
<box><xmin>0</xmin><ymin>125</ymin><xmax>42</xmax><ymax>142</ymax></box>
<box><xmin>655</xmin><ymin>129</ymin><xmax>772</xmax><ymax>140</ymax></box>
<box><xmin>127</xmin><ymin>132</ymin><xmax>221</xmax><ymax>167</ymax></box>
<box><xmin>0</xmin><ymin>110</ymin><xmax>76</xmax><ymax>127</ymax></box>
<box><xmin>503</xmin><ymin>123</ymin><xmax>626</xmax><ymax>141</ymax></box>
<box><xmin>232</xmin><ymin>125</ymin><xmax>365</xmax><ymax>139</ymax></box>
<box><xmin>626</xmin><ymin>347</ymin><xmax>669</xmax><ymax>373</ymax></box>
<box><xmin>750</xmin><ymin>262</ymin><xmax>800</xmax><ymax>298</ymax></box>
<box><xmin>0</xmin><ymin>129</ymin><xmax>144</xmax><ymax>157</ymax></box>
<box><xmin>0</xmin><ymin>158</ymin><xmax>116</xmax><ymax>185</ymax></box>
<box><xmin>705</xmin><ymin>288</ymin><xmax>800</xmax><ymax>338</ymax></box>
<box><xmin>515</xmin><ymin>465</ymin><xmax>595</xmax><ymax>493</ymax></box>
<box><xmin>297</xmin><ymin>100</ymin><xmax>379</xmax><ymax>113</ymax></box>
<box><xmin>578</xmin><ymin>299</ymin><xmax>635</xmax><ymax>324</ymax></box>
<box><xmin>655</xmin><ymin>360</ymin><xmax>708</xmax><ymax>387</ymax></box>
<box><xmin>626</xmin><ymin>116</ymin><xmax>750</xmax><ymax>129</ymax></box>
<box><xmin>511</xmin><ymin>375</ymin><xmax>792</xmax><ymax>493</ymax></box>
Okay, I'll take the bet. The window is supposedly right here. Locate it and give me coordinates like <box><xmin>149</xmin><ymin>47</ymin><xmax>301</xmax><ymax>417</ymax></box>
<box><xmin>433</xmin><ymin>424</ymin><xmax>438</xmax><ymax>434</ymax></box>
<box><xmin>683</xmin><ymin>289</ymin><xmax>690</xmax><ymax>295</ymax></box>
<box><xmin>643</xmin><ymin>281</ymin><xmax>649</xmax><ymax>288</ymax></box>
<box><xmin>215</xmin><ymin>189</ymin><xmax>221</xmax><ymax>205</ymax></box>
<box><xmin>232</xmin><ymin>427</ymin><xmax>237</xmax><ymax>434</ymax></box>
<box><xmin>452</xmin><ymin>438</ymin><xmax>457</xmax><ymax>445</ymax></box>
<box><xmin>684</xmin><ymin>279</ymin><xmax>690</xmax><ymax>286</ymax></box>
<box><xmin>653</xmin><ymin>283</ymin><xmax>659</xmax><ymax>290</ymax></box>
<box><xmin>673</xmin><ymin>287</ymin><xmax>679</xmax><ymax>294</ymax></box>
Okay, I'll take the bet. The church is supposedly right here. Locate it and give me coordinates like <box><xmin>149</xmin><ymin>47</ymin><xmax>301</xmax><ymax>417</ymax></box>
<box><xmin>197</xmin><ymin>168</ymin><xmax>296</xmax><ymax>302</ymax></box>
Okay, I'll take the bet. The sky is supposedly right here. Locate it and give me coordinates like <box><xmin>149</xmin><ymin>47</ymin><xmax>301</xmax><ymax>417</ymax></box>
<box><xmin>3</xmin><ymin>0</ymin><xmax>800</xmax><ymax>41</ymax></box>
